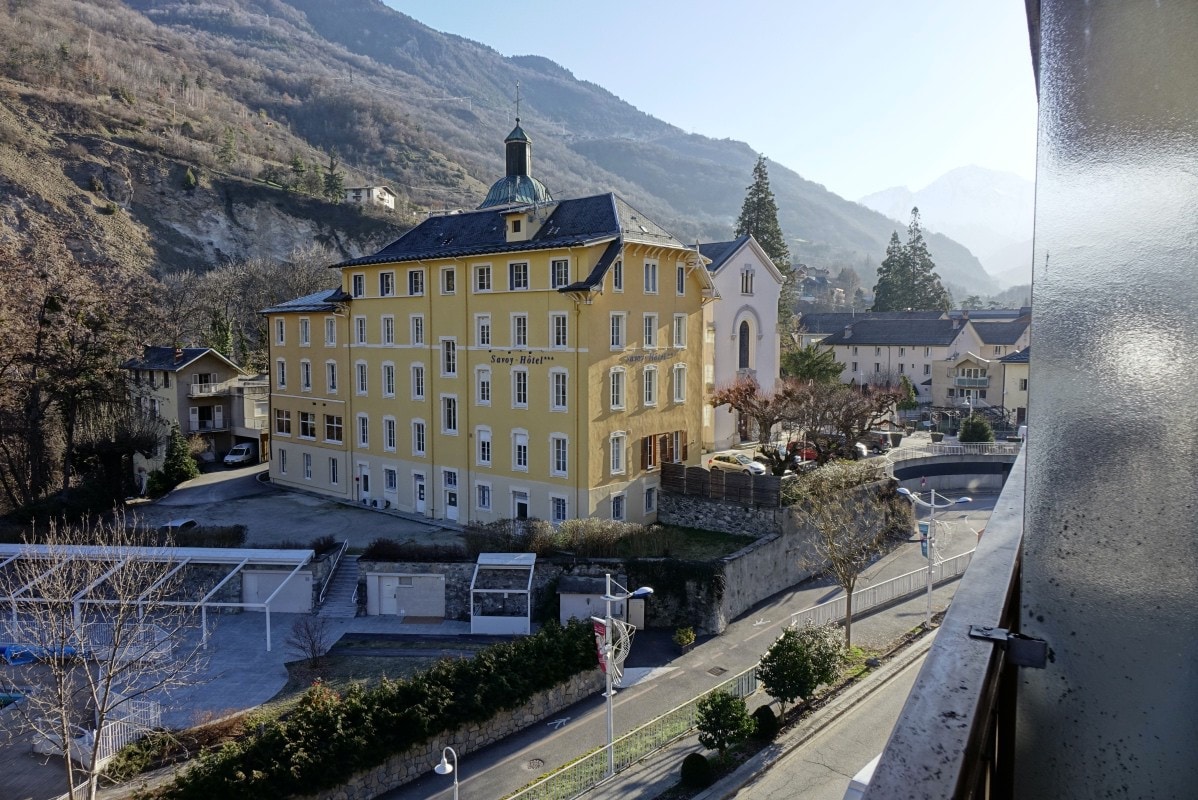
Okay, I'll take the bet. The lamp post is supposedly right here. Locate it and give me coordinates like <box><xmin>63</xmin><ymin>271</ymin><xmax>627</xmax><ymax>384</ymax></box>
<box><xmin>434</xmin><ymin>746</ymin><xmax>458</xmax><ymax>800</ymax></box>
<box><xmin>897</xmin><ymin>487</ymin><xmax>971</xmax><ymax>627</ymax></box>
<box><xmin>602</xmin><ymin>573</ymin><xmax>653</xmax><ymax>779</ymax></box>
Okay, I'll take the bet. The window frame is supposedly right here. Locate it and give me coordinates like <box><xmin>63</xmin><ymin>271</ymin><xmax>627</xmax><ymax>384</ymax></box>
<box><xmin>379</xmin><ymin>271</ymin><xmax>395</xmax><ymax>297</ymax></box>
<box><xmin>324</xmin><ymin>413</ymin><xmax>343</xmax><ymax>443</ymax></box>
<box><xmin>441</xmin><ymin>394</ymin><xmax>458</xmax><ymax>435</ymax></box>
<box><xmin>610</xmin><ymin>312</ymin><xmax>627</xmax><ymax>350</ymax></box>
<box><xmin>410</xmin><ymin>315</ymin><xmax>425</xmax><ymax>345</ymax></box>
<box><xmin>550</xmin><ymin>369</ymin><xmax>568</xmax><ymax>412</ymax></box>
<box><xmin>355</xmin><ymin>360</ymin><xmax>368</xmax><ymax>395</ymax></box>
<box><xmin>550</xmin><ymin>434</ymin><xmax>568</xmax><ymax>477</ymax></box>
<box><xmin>512</xmin><ymin>367</ymin><xmax>529</xmax><ymax>409</ymax></box>
<box><xmin>411</xmin><ymin>363</ymin><xmax>425</xmax><ymax>401</ymax></box>
<box><xmin>610</xmin><ymin>431</ymin><xmax>627</xmax><ymax>475</ymax></box>
<box><xmin>673</xmin><ymin>314</ymin><xmax>687</xmax><ymax>348</ymax></box>
<box><xmin>408</xmin><ymin>268</ymin><xmax>425</xmax><ymax>297</ymax></box>
<box><xmin>673</xmin><ymin>363</ymin><xmax>687</xmax><ymax>403</ymax></box>
<box><xmin>476</xmin><ymin>426</ymin><xmax>492</xmax><ymax>467</ymax></box>
<box><xmin>299</xmin><ymin>317</ymin><xmax>311</xmax><ymax>346</ymax></box>
<box><xmin>351</xmin><ymin>274</ymin><xmax>365</xmax><ymax>298</ymax></box>
<box><xmin>550</xmin><ymin>313</ymin><xmax>568</xmax><ymax>349</ymax></box>
<box><xmin>475</xmin><ymin>264</ymin><xmax>493</xmax><ymax>293</ymax></box>
<box><xmin>643</xmin><ymin>365</ymin><xmax>658</xmax><ymax>406</ymax></box>
<box><xmin>356</xmin><ymin>413</ymin><xmax>369</xmax><ymax>448</ymax></box>
<box><xmin>412</xmin><ymin>419</ymin><xmax>426</xmax><ymax>456</ymax></box>
<box><xmin>511</xmin><ymin>314</ymin><xmax>529</xmax><ymax>348</ymax></box>
<box><xmin>354</xmin><ymin>316</ymin><xmax>367</xmax><ymax>345</ymax></box>
<box><xmin>512</xmin><ymin>429</ymin><xmax>529</xmax><ymax>472</ymax></box>
<box><xmin>643</xmin><ymin>260</ymin><xmax>658</xmax><ymax>294</ymax></box>
<box><xmin>383</xmin><ymin>416</ymin><xmax>397</xmax><ymax>452</ymax></box>
<box><xmin>476</xmin><ymin>365</ymin><xmax>492</xmax><ymax>406</ymax></box>
<box><xmin>440</xmin><ymin>266</ymin><xmax>456</xmax><ymax>295</ymax></box>
<box><xmin>476</xmin><ymin>314</ymin><xmax>492</xmax><ymax>347</ymax></box>
<box><xmin>643</xmin><ymin>313</ymin><xmax>658</xmax><ymax>349</ymax></box>
<box><xmin>441</xmin><ymin>338</ymin><xmax>457</xmax><ymax>377</ymax></box>
<box><xmin>382</xmin><ymin>362</ymin><xmax>396</xmax><ymax>397</ymax></box>
<box><xmin>610</xmin><ymin>367</ymin><xmax>626</xmax><ymax>410</ymax></box>
<box><xmin>274</xmin><ymin>409</ymin><xmax>291</xmax><ymax>436</ymax></box>
<box><xmin>551</xmin><ymin>258</ymin><xmax>570</xmax><ymax>289</ymax></box>
<box><xmin>299</xmin><ymin>411</ymin><xmax>316</xmax><ymax>440</ymax></box>
<box><xmin>382</xmin><ymin>315</ymin><xmax>395</xmax><ymax>345</ymax></box>
<box><xmin>509</xmin><ymin>261</ymin><xmax>529</xmax><ymax>291</ymax></box>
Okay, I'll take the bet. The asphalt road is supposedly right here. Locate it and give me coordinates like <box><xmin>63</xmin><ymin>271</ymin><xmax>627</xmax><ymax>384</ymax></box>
<box><xmin>733</xmin><ymin>650</ymin><xmax>928</xmax><ymax>800</ymax></box>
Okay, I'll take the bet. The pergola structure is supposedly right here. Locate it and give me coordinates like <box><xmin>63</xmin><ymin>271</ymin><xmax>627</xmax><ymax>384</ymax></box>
<box><xmin>469</xmin><ymin>553</ymin><xmax>535</xmax><ymax>635</ymax></box>
<box><xmin>0</xmin><ymin>545</ymin><xmax>314</xmax><ymax>652</ymax></box>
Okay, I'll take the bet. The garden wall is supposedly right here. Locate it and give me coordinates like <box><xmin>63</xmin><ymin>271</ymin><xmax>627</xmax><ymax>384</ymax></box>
<box><xmin>297</xmin><ymin>670</ymin><xmax>604</xmax><ymax>800</ymax></box>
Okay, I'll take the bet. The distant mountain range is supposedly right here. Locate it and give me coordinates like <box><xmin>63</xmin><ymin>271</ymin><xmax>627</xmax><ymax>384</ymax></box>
<box><xmin>859</xmin><ymin>166</ymin><xmax>1034</xmax><ymax>288</ymax></box>
<box><xmin>0</xmin><ymin>0</ymin><xmax>997</xmax><ymax>295</ymax></box>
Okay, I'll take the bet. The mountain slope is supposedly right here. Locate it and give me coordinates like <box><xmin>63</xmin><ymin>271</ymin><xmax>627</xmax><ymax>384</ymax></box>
<box><xmin>0</xmin><ymin>0</ymin><xmax>994</xmax><ymax>293</ymax></box>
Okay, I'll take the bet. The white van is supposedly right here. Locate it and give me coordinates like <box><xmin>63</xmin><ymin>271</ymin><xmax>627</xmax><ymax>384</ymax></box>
<box><xmin>223</xmin><ymin>442</ymin><xmax>258</xmax><ymax>466</ymax></box>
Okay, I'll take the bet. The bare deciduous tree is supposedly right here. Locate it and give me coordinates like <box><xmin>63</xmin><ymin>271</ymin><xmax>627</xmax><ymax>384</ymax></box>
<box><xmin>0</xmin><ymin>515</ymin><xmax>206</xmax><ymax>800</ymax></box>
<box><xmin>285</xmin><ymin>614</ymin><xmax>334</xmax><ymax>668</ymax></box>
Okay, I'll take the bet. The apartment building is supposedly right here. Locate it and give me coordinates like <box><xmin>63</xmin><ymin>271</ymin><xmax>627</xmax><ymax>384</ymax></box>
<box><xmin>265</xmin><ymin>123</ymin><xmax>713</xmax><ymax>524</ymax></box>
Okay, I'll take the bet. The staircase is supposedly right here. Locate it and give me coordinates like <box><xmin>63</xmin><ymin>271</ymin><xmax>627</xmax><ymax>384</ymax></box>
<box><xmin>318</xmin><ymin>555</ymin><xmax>360</xmax><ymax>618</ymax></box>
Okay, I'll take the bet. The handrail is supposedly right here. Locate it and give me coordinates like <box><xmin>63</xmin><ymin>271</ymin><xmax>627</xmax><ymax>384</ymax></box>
<box><xmin>889</xmin><ymin>441</ymin><xmax>1022</xmax><ymax>462</ymax></box>
<box><xmin>317</xmin><ymin>540</ymin><xmax>350</xmax><ymax>606</ymax></box>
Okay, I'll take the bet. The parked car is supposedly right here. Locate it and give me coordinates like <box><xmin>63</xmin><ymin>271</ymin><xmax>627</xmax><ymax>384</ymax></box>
<box><xmin>857</xmin><ymin>430</ymin><xmax>892</xmax><ymax>453</ymax></box>
<box><xmin>786</xmin><ymin>440</ymin><xmax>819</xmax><ymax>462</ymax></box>
<box><xmin>223</xmin><ymin>442</ymin><xmax>258</xmax><ymax>466</ymax></box>
<box><xmin>706</xmin><ymin>452</ymin><xmax>768</xmax><ymax>475</ymax></box>
<box><xmin>159</xmin><ymin>518</ymin><xmax>198</xmax><ymax>532</ymax></box>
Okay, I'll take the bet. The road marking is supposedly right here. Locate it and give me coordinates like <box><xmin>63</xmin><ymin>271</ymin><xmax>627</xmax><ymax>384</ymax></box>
<box><xmin>753</xmin><ymin>618</ymin><xmax>772</xmax><ymax>626</ymax></box>
<box><xmin>547</xmin><ymin>717</ymin><xmax>570</xmax><ymax>730</ymax></box>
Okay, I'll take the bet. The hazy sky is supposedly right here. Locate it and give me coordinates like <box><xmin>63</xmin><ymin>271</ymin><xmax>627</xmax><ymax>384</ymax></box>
<box><xmin>387</xmin><ymin>1</ymin><xmax>1038</xmax><ymax>201</ymax></box>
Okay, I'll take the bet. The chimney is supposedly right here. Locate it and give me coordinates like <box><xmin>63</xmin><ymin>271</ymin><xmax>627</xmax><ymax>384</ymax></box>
<box><xmin>952</xmin><ymin>317</ymin><xmax>960</xmax><ymax>329</ymax></box>
<box><xmin>844</xmin><ymin>324</ymin><xmax>853</xmax><ymax>339</ymax></box>
<box><xmin>174</xmin><ymin>348</ymin><xmax>184</xmax><ymax>359</ymax></box>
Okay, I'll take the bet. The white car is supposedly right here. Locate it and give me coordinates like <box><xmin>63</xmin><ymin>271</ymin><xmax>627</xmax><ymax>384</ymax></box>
<box><xmin>706</xmin><ymin>452</ymin><xmax>768</xmax><ymax>475</ymax></box>
<box><xmin>223</xmin><ymin>442</ymin><xmax>258</xmax><ymax>466</ymax></box>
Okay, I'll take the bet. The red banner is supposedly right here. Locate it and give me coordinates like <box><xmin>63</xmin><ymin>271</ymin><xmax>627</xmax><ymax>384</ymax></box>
<box><xmin>592</xmin><ymin>617</ymin><xmax>607</xmax><ymax>673</ymax></box>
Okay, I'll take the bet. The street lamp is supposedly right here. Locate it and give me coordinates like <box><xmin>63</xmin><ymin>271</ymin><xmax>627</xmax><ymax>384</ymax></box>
<box><xmin>433</xmin><ymin>746</ymin><xmax>458</xmax><ymax>800</ymax></box>
<box><xmin>897</xmin><ymin>487</ymin><xmax>971</xmax><ymax>628</ymax></box>
<box><xmin>601</xmin><ymin>573</ymin><xmax>653</xmax><ymax>779</ymax></box>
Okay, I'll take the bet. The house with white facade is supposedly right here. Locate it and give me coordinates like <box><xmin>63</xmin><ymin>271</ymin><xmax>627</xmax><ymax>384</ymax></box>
<box><xmin>699</xmin><ymin>235</ymin><xmax>783</xmax><ymax>449</ymax></box>
<box><xmin>344</xmin><ymin>185</ymin><xmax>397</xmax><ymax>211</ymax></box>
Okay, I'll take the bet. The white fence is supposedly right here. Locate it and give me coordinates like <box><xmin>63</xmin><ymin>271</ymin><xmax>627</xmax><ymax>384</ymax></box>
<box><xmin>789</xmin><ymin>549</ymin><xmax>976</xmax><ymax>628</ymax></box>
<box><xmin>96</xmin><ymin>698</ymin><xmax>162</xmax><ymax>764</ymax></box>
<box><xmin>889</xmin><ymin>442</ymin><xmax>1022</xmax><ymax>462</ymax></box>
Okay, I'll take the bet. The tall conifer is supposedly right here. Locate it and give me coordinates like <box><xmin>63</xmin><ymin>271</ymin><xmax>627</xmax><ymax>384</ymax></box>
<box><xmin>735</xmin><ymin>156</ymin><xmax>796</xmax><ymax>323</ymax></box>
<box><xmin>871</xmin><ymin>207</ymin><xmax>952</xmax><ymax>311</ymax></box>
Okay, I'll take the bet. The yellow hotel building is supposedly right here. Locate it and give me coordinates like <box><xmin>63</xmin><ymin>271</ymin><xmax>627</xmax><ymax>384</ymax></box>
<box><xmin>265</xmin><ymin>123</ymin><xmax>714</xmax><ymax>524</ymax></box>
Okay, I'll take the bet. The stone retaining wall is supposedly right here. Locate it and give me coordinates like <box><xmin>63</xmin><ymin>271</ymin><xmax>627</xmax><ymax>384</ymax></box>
<box><xmin>657</xmin><ymin>491</ymin><xmax>786</xmax><ymax>537</ymax></box>
<box><xmin>298</xmin><ymin>669</ymin><xmax>605</xmax><ymax>800</ymax></box>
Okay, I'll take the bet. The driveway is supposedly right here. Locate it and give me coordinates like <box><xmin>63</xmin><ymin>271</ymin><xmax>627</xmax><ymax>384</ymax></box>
<box><xmin>131</xmin><ymin>467</ymin><xmax>452</xmax><ymax>550</ymax></box>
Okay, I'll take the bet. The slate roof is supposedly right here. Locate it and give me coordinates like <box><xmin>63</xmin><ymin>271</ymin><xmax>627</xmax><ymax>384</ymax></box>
<box><xmin>798</xmin><ymin>311</ymin><xmax>945</xmax><ymax>336</ymax></box>
<box><xmin>971</xmin><ymin>317</ymin><xmax>1031</xmax><ymax>345</ymax></box>
<box><xmin>1000</xmin><ymin>347</ymin><xmax>1031</xmax><ymax>364</ymax></box>
<box><xmin>332</xmin><ymin>193</ymin><xmax>687</xmax><ymax>290</ymax></box>
<box><xmin>261</xmin><ymin>288</ymin><xmax>349</xmax><ymax>314</ymax></box>
<box><xmin>122</xmin><ymin>347</ymin><xmax>244</xmax><ymax>373</ymax></box>
<box><xmin>819</xmin><ymin>318</ymin><xmax>965</xmax><ymax>347</ymax></box>
<box><xmin>699</xmin><ymin>235</ymin><xmax>751</xmax><ymax>272</ymax></box>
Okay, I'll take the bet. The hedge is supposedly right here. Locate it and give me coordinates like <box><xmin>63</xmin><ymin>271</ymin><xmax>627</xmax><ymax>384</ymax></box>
<box><xmin>157</xmin><ymin>620</ymin><xmax>596</xmax><ymax>799</ymax></box>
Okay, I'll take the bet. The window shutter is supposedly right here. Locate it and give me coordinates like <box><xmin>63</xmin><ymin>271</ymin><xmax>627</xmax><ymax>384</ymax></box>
<box><xmin>641</xmin><ymin>437</ymin><xmax>649</xmax><ymax>470</ymax></box>
<box><xmin>660</xmin><ymin>434</ymin><xmax>673</xmax><ymax>464</ymax></box>
<box><xmin>682</xmin><ymin>438</ymin><xmax>689</xmax><ymax>462</ymax></box>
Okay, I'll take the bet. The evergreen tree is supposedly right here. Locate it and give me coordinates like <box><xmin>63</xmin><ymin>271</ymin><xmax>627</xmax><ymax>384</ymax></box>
<box><xmin>897</xmin><ymin>374</ymin><xmax>919</xmax><ymax>411</ymax></box>
<box><xmin>182</xmin><ymin>167</ymin><xmax>197</xmax><ymax>190</ymax></box>
<box><xmin>289</xmin><ymin>154</ymin><xmax>306</xmax><ymax>189</ymax></box>
<box><xmin>161</xmin><ymin>422</ymin><xmax>199</xmax><ymax>487</ymax></box>
<box><xmin>757</xmin><ymin>624</ymin><xmax>844</xmax><ymax>714</ymax></box>
<box><xmin>871</xmin><ymin>207</ymin><xmax>952</xmax><ymax>312</ymax></box>
<box><xmin>781</xmin><ymin>343</ymin><xmax>843</xmax><ymax>384</ymax></box>
<box><xmin>216</xmin><ymin>128</ymin><xmax>238</xmax><ymax>168</ymax></box>
<box><xmin>695</xmin><ymin>690</ymin><xmax>755</xmax><ymax>762</ymax></box>
<box><xmin>735</xmin><ymin>156</ymin><xmax>796</xmax><ymax>323</ymax></box>
<box><xmin>958</xmin><ymin>413</ymin><xmax>995</xmax><ymax>443</ymax></box>
<box><xmin>323</xmin><ymin>152</ymin><xmax>345</xmax><ymax>201</ymax></box>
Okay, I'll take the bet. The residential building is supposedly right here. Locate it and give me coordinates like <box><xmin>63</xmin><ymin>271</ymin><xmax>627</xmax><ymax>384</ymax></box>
<box><xmin>122</xmin><ymin>347</ymin><xmax>268</xmax><ymax>470</ymax></box>
<box><xmin>699</xmin><ymin>235</ymin><xmax>784</xmax><ymax>449</ymax></box>
<box><xmin>265</xmin><ymin>122</ymin><xmax>713</xmax><ymax>524</ymax></box>
<box><xmin>997</xmin><ymin>347</ymin><xmax>1029</xmax><ymax>426</ymax></box>
<box><xmin>794</xmin><ymin>310</ymin><xmax>943</xmax><ymax>349</ymax></box>
<box><xmin>343</xmin><ymin>185</ymin><xmax>397</xmax><ymax>211</ymax></box>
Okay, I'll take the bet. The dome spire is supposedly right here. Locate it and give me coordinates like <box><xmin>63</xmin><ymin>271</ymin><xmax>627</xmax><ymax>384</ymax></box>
<box><xmin>479</xmin><ymin>86</ymin><xmax>552</xmax><ymax>209</ymax></box>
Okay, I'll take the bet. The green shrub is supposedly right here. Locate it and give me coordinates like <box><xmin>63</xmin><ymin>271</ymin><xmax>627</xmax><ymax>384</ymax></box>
<box><xmin>161</xmin><ymin>620</ymin><xmax>597</xmax><ymax>799</ymax></box>
<box><xmin>183</xmin><ymin>167</ymin><xmax>198</xmax><ymax>190</ymax></box>
<box><xmin>173</xmin><ymin>525</ymin><xmax>246</xmax><ymax>549</ymax></box>
<box><xmin>696</xmin><ymin>690</ymin><xmax>755</xmax><ymax>762</ymax></box>
<box><xmin>680</xmin><ymin>751</ymin><xmax>713</xmax><ymax>789</ymax></box>
<box><xmin>757</xmin><ymin>624</ymin><xmax>845</xmax><ymax>714</ymax></box>
<box><xmin>309</xmin><ymin>535</ymin><xmax>337</xmax><ymax>555</ymax></box>
<box><xmin>958</xmin><ymin>413</ymin><xmax>995</xmax><ymax>443</ymax></box>
<box><xmin>752</xmin><ymin>705</ymin><xmax>779</xmax><ymax>739</ymax></box>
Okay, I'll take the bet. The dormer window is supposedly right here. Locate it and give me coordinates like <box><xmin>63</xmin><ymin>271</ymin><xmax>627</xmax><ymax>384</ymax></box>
<box><xmin>512</xmin><ymin>219</ymin><xmax>522</xmax><ymax>233</ymax></box>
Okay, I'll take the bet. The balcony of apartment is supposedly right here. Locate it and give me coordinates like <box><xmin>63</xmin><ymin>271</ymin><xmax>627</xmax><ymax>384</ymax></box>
<box><xmin>188</xmin><ymin>380</ymin><xmax>232</xmax><ymax>398</ymax></box>
<box><xmin>865</xmin><ymin>451</ymin><xmax>1025</xmax><ymax>798</ymax></box>
<box><xmin>188</xmin><ymin>419</ymin><xmax>229</xmax><ymax>434</ymax></box>
<box><xmin>953</xmin><ymin>375</ymin><xmax>990</xmax><ymax>389</ymax></box>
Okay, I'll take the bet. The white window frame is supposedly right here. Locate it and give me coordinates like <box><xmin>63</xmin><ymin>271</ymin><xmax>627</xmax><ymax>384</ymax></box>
<box><xmin>329</xmin><ymin>457</ymin><xmax>339</xmax><ymax>486</ymax></box>
<box><xmin>275</xmin><ymin>358</ymin><xmax>287</xmax><ymax>389</ymax></box>
<box><xmin>610</xmin><ymin>431</ymin><xmax>627</xmax><ymax>475</ymax></box>
<box><xmin>326</xmin><ymin>361</ymin><xmax>338</xmax><ymax>393</ymax></box>
<box><xmin>610</xmin><ymin>312</ymin><xmax>627</xmax><ymax>350</ymax></box>
<box><xmin>275</xmin><ymin>318</ymin><xmax>285</xmax><ymax>345</ymax></box>
<box><xmin>354</xmin><ymin>316</ymin><xmax>367</xmax><ymax>345</ymax></box>
<box><xmin>509</xmin><ymin>261</ymin><xmax>529</xmax><ymax>290</ymax></box>
<box><xmin>412</xmin><ymin>419</ymin><xmax>426</xmax><ymax>456</ymax></box>
<box><xmin>475</xmin><ymin>264</ymin><xmax>492</xmax><ymax>292</ymax></box>
<box><xmin>356</xmin><ymin>413</ymin><xmax>369</xmax><ymax>448</ymax></box>
<box><xmin>676</xmin><ymin>264</ymin><xmax>686</xmax><ymax>296</ymax></box>
<box><xmin>299</xmin><ymin>317</ymin><xmax>311</xmax><ymax>346</ymax></box>
<box><xmin>512</xmin><ymin>314</ymin><xmax>528</xmax><ymax>348</ymax></box>
<box><xmin>550</xmin><ymin>313</ymin><xmax>568</xmax><ymax>349</ymax></box>
<box><xmin>441</xmin><ymin>338</ymin><xmax>457</xmax><ymax>377</ymax></box>
<box><xmin>441</xmin><ymin>266</ymin><xmax>456</xmax><ymax>295</ymax></box>
<box><xmin>512</xmin><ymin>429</ymin><xmax>529</xmax><ymax>472</ymax></box>
<box><xmin>411</xmin><ymin>315</ymin><xmax>425</xmax><ymax>345</ymax></box>
<box><xmin>610</xmin><ymin>367</ymin><xmax>626</xmax><ymax>410</ymax></box>
<box><xmin>551</xmin><ymin>258</ymin><xmax>570</xmax><ymax>289</ymax></box>
<box><xmin>512</xmin><ymin>367</ymin><xmax>528</xmax><ymax>409</ymax></box>
<box><xmin>476</xmin><ymin>482</ymin><xmax>492</xmax><ymax>511</ymax></box>
<box><xmin>645</xmin><ymin>486</ymin><xmax>657</xmax><ymax>513</ymax></box>
<box><xmin>550</xmin><ymin>369</ymin><xmax>568</xmax><ymax>412</ymax></box>
<box><xmin>476</xmin><ymin>426</ymin><xmax>492</xmax><ymax>467</ymax></box>
<box><xmin>324</xmin><ymin>413</ymin><xmax>343</xmax><ymax>443</ymax></box>
<box><xmin>383</xmin><ymin>416</ymin><xmax>397</xmax><ymax>452</ymax></box>
<box><xmin>550</xmin><ymin>434</ymin><xmax>568</xmax><ymax>477</ymax></box>
<box><xmin>550</xmin><ymin>494</ymin><xmax>568</xmax><ymax>524</ymax></box>
<box><xmin>644</xmin><ymin>260</ymin><xmax>658</xmax><ymax>294</ymax></box>
<box><xmin>275</xmin><ymin>409</ymin><xmax>291</xmax><ymax>436</ymax></box>
<box><xmin>611</xmin><ymin>492</ymin><xmax>626</xmax><ymax>521</ymax></box>
<box><xmin>351</xmin><ymin>273</ymin><xmax>364</xmax><ymax>298</ymax></box>
<box><xmin>299</xmin><ymin>411</ymin><xmax>316</xmax><ymax>440</ymax></box>
<box><xmin>741</xmin><ymin>268</ymin><xmax>754</xmax><ymax>295</ymax></box>
<box><xmin>382</xmin><ymin>362</ymin><xmax>396</xmax><ymax>397</ymax></box>
<box><xmin>382</xmin><ymin>315</ymin><xmax>395</xmax><ymax>345</ymax></box>
<box><xmin>643</xmin><ymin>366</ymin><xmax>658</xmax><ymax>406</ymax></box>
<box><xmin>277</xmin><ymin>447</ymin><xmax>286</xmax><ymax>474</ymax></box>
<box><xmin>380</xmin><ymin>271</ymin><xmax>395</xmax><ymax>297</ymax></box>
<box><xmin>324</xmin><ymin>317</ymin><xmax>336</xmax><ymax>347</ymax></box>
<box><xmin>673</xmin><ymin>363</ymin><xmax>687</xmax><ymax>403</ymax></box>
<box><xmin>441</xmin><ymin>394</ymin><xmax>458</xmax><ymax>435</ymax></box>
<box><xmin>476</xmin><ymin>366</ymin><xmax>492</xmax><ymax>406</ymax></box>
<box><xmin>408</xmin><ymin>268</ymin><xmax>425</xmax><ymax>297</ymax></box>
<box><xmin>411</xmin><ymin>363</ymin><xmax>425</xmax><ymax>401</ymax></box>
<box><xmin>303</xmin><ymin>452</ymin><xmax>312</xmax><ymax>480</ymax></box>
<box><xmin>476</xmin><ymin>314</ymin><xmax>491</xmax><ymax>347</ymax></box>
<box><xmin>612</xmin><ymin>259</ymin><xmax>623</xmax><ymax>292</ymax></box>
<box><xmin>673</xmin><ymin>314</ymin><xmax>687</xmax><ymax>348</ymax></box>
<box><xmin>299</xmin><ymin>359</ymin><xmax>312</xmax><ymax>392</ymax></box>
<box><xmin>355</xmin><ymin>360</ymin><xmax>368</xmax><ymax>395</ymax></box>
<box><xmin>643</xmin><ymin>313</ymin><xmax>658</xmax><ymax>349</ymax></box>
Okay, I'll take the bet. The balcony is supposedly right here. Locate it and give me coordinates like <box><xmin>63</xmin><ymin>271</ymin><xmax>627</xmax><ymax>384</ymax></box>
<box><xmin>189</xmin><ymin>420</ymin><xmax>229</xmax><ymax>433</ymax></box>
<box><xmin>865</xmin><ymin>450</ymin><xmax>1025</xmax><ymax>798</ymax></box>
<box><xmin>953</xmin><ymin>376</ymin><xmax>990</xmax><ymax>388</ymax></box>
<box><xmin>188</xmin><ymin>382</ymin><xmax>230</xmax><ymax>397</ymax></box>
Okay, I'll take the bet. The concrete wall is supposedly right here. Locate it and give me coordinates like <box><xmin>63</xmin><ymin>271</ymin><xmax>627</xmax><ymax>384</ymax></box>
<box><xmin>299</xmin><ymin>670</ymin><xmax>604</xmax><ymax>800</ymax></box>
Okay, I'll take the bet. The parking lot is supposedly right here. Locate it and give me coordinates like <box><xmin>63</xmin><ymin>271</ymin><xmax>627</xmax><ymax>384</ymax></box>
<box><xmin>130</xmin><ymin>465</ymin><xmax>456</xmax><ymax>550</ymax></box>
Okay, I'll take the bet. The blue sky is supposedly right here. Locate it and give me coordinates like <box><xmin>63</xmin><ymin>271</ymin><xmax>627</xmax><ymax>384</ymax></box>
<box><xmin>386</xmin><ymin>1</ymin><xmax>1038</xmax><ymax>202</ymax></box>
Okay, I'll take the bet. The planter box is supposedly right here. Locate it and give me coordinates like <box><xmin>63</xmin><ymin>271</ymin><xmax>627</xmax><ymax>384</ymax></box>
<box><xmin>930</xmin><ymin>432</ymin><xmax>944</xmax><ymax>443</ymax></box>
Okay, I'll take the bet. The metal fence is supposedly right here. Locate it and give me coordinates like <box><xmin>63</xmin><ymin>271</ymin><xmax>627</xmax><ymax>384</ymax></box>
<box><xmin>789</xmin><ymin>549</ymin><xmax>976</xmax><ymax>628</ymax></box>
<box><xmin>96</xmin><ymin>697</ymin><xmax>162</xmax><ymax>765</ymax></box>
<box><xmin>889</xmin><ymin>442</ymin><xmax>1022</xmax><ymax>462</ymax></box>
<box><xmin>506</xmin><ymin>665</ymin><xmax>758</xmax><ymax>800</ymax></box>
<box><xmin>507</xmin><ymin>550</ymin><xmax>975</xmax><ymax>800</ymax></box>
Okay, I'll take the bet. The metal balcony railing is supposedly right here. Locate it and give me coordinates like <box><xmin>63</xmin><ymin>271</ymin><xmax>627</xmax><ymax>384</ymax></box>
<box><xmin>864</xmin><ymin>450</ymin><xmax>1026</xmax><ymax>800</ymax></box>
<box><xmin>188</xmin><ymin>382</ymin><xmax>230</xmax><ymax>397</ymax></box>
<box><xmin>189</xmin><ymin>421</ymin><xmax>228</xmax><ymax>433</ymax></box>
<box><xmin>954</xmin><ymin>376</ymin><xmax>990</xmax><ymax>388</ymax></box>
